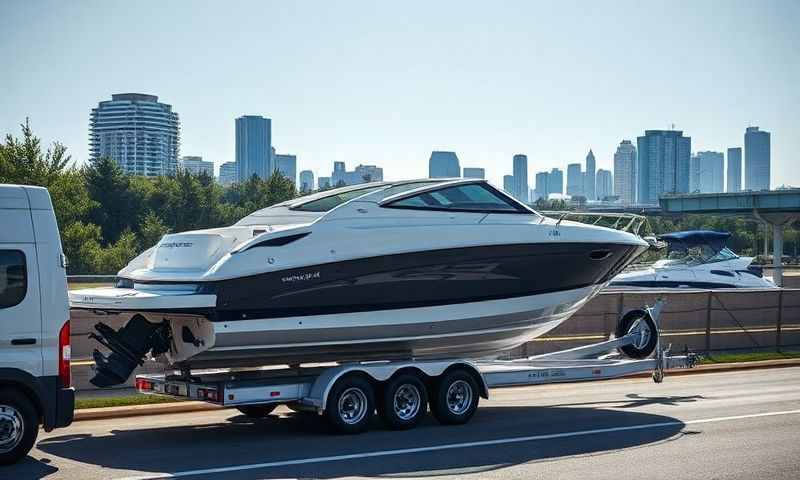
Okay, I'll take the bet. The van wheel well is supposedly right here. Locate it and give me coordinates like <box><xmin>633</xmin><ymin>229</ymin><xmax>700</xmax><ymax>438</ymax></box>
<box><xmin>0</xmin><ymin>382</ymin><xmax>42</xmax><ymax>425</ymax></box>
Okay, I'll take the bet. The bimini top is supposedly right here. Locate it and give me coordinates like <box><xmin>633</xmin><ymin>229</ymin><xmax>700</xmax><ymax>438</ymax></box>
<box><xmin>659</xmin><ymin>230</ymin><xmax>731</xmax><ymax>253</ymax></box>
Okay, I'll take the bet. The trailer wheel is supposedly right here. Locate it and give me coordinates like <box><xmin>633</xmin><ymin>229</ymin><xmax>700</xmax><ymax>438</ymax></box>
<box><xmin>236</xmin><ymin>404</ymin><xmax>277</xmax><ymax>418</ymax></box>
<box><xmin>379</xmin><ymin>374</ymin><xmax>428</xmax><ymax>430</ymax></box>
<box><xmin>616</xmin><ymin>309</ymin><xmax>658</xmax><ymax>359</ymax></box>
<box><xmin>0</xmin><ymin>388</ymin><xmax>39</xmax><ymax>466</ymax></box>
<box><xmin>430</xmin><ymin>369</ymin><xmax>479</xmax><ymax>425</ymax></box>
<box><xmin>325</xmin><ymin>375</ymin><xmax>375</xmax><ymax>434</ymax></box>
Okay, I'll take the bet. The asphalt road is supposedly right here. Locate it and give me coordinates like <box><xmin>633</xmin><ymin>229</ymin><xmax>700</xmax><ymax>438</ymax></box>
<box><xmin>7</xmin><ymin>367</ymin><xmax>800</xmax><ymax>480</ymax></box>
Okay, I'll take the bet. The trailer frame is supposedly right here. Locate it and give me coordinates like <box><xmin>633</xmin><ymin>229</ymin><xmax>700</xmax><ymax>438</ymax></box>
<box><xmin>134</xmin><ymin>299</ymin><xmax>697</xmax><ymax>430</ymax></box>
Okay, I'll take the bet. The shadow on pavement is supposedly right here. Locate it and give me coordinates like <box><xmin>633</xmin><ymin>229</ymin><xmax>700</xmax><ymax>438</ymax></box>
<box><xmin>27</xmin><ymin>404</ymin><xmax>688</xmax><ymax>479</ymax></box>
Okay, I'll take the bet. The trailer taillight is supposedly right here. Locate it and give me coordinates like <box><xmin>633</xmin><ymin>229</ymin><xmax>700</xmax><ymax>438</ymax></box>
<box><xmin>58</xmin><ymin>320</ymin><xmax>71</xmax><ymax>387</ymax></box>
<box><xmin>197</xmin><ymin>388</ymin><xmax>219</xmax><ymax>402</ymax></box>
<box><xmin>136</xmin><ymin>378</ymin><xmax>154</xmax><ymax>391</ymax></box>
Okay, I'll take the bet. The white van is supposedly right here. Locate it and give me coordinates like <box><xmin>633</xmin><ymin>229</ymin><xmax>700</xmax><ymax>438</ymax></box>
<box><xmin>0</xmin><ymin>184</ymin><xmax>73</xmax><ymax>465</ymax></box>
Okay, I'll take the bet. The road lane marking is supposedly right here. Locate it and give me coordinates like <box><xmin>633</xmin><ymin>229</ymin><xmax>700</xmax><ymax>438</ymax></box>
<box><xmin>116</xmin><ymin>408</ymin><xmax>800</xmax><ymax>480</ymax></box>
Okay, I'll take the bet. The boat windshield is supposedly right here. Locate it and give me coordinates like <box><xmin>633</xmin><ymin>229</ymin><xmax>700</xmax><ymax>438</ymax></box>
<box><xmin>662</xmin><ymin>245</ymin><xmax>738</xmax><ymax>266</ymax></box>
<box><xmin>291</xmin><ymin>181</ymin><xmax>443</xmax><ymax>212</ymax></box>
<box><xmin>291</xmin><ymin>186</ymin><xmax>383</xmax><ymax>212</ymax></box>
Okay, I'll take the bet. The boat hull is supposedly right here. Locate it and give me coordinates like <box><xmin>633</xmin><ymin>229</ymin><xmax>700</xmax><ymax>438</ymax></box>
<box><xmin>176</xmin><ymin>285</ymin><xmax>599</xmax><ymax>368</ymax></box>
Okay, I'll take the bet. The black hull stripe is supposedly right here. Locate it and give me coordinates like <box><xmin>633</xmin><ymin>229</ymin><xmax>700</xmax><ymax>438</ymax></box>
<box><xmin>214</xmin><ymin>242</ymin><xmax>646</xmax><ymax>321</ymax></box>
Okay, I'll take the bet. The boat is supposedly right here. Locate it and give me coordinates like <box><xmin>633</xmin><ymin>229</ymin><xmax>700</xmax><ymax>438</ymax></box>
<box><xmin>69</xmin><ymin>178</ymin><xmax>649</xmax><ymax>387</ymax></box>
<box><xmin>609</xmin><ymin>230</ymin><xmax>776</xmax><ymax>290</ymax></box>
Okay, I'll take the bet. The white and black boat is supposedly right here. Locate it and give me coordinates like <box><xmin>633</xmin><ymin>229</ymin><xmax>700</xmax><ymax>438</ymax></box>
<box><xmin>69</xmin><ymin>179</ymin><xmax>649</xmax><ymax>387</ymax></box>
<box><xmin>609</xmin><ymin>230</ymin><xmax>775</xmax><ymax>290</ymax></box>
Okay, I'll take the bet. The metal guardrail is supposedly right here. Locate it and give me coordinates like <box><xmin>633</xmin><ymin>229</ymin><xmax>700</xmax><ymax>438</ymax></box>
<box><xmin>67</xmin><ymin>275</ymin><xmax>116</xmax><ymax>283</ymax></box>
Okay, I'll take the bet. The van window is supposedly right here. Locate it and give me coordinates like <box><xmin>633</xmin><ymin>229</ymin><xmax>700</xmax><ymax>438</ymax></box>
<box><xmin>0</xmin><ymin>250</ymin><xmax>27</xmax><ymax>308</ymax></box>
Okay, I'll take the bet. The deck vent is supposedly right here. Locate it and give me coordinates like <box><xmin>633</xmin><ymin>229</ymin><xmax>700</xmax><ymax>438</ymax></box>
<box><xmin>247</xmin><ymin>232</ymin><xmax>310</xmax><ymax>249</ymax></box>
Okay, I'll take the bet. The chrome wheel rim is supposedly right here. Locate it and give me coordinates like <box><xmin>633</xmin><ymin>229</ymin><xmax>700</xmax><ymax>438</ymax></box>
<box><xmin>629</xmin><ymin>317</ymin><xmax>652</xmax><ymax>350</ymax></box>
<box><xmin>0</xmin><ymin>404</ymin><xmax>24</xmax><ymax>454</ymax></box>
<box><xmin>393</xmin><ymin>384</ymin><xmax>421</xmax><ymax>421</ymax></box>
<box><xmin>338</xmin><ymin>387</ymin><xmax>368</xmax><ymax>425</ymax></box>
<box><xmin>446</xmin><ymin>380</ymin><xmax>472</xmax><ymax>415</ymax></box>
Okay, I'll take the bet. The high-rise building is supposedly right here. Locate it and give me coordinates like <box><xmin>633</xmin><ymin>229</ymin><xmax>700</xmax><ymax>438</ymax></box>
<box><xmin>318</xmin><ymin>177</ymin><xmax>331</xmax><ymax>190</ymax></box>
<box><xmin>429</xmin><ymin>151</ymin><xmax>460</xmax><ymax>178</ymax></box>
<box><xmin>218</xmin><ymin>161</ymin><xmax>238</xmax><ymax>186</ymax></box>
<box><xmin>596</xmin><ymin>169</ymin><xmax>613</xmax><ymax>200</ymax></box>
<box><xmin>235</xmin><ymin>115</ymin><xmax>272</xmax><ymax>181</ymax></box>
<box><xmin>745</xmin><ymin>126</ymin><xmax>770</xmax><ymax>190</ymax></box>
<box><xmin>299</xmin><ymin>170</ymin><xmax>314</xmax><ymax>193</ymax></box>
<box><xmin>548</xmin><ymin>168</ymin><xmax>563</xmax><ymax>195</ymax></box>
<box><xmin>584</xmin><ymin>150</ymin><xmax>596</xmax><ymax>200</ymax></box>
<box><xmin>696</xmin><ymin>151</ymin><xmax>725</xmax><ymax>193</ymax></box>
<box><xmin>727</xmin><ymin>147</ymin><xmax>742</xmax><ymax>192</ymax></box>
<box><xmin>275</xmin><ymin>153</ymin><xmax>297</xmax><ymax>186</ymax></box>
<box><xmin>90</xmin><ymin>93</ymin><xmax>180</xmax><ymax>176</ymax></box>
<box><xmin>534</xmin><ymin>171</ymin><xmax>549</xmax><ymax>201</ymax></box>
<box><xmin>636</xmin><ymin>130</ymin><xmax>691</xmax><ymax>204</ymax></box>
<box><xmin>613</xmin><ymin>140</ymin><xmax>636</xmax><ymax>204</ymax></box>
<box><xmin>331</xmin><ymin>162</ymin><xmax>384</xmax><ymax>186</ymax></box>
<box><xmin>503</xmin><ymin>175</ymin><xmax>514</xmax><ymax>195</ymax></box>
<box><xmin>566</xmin><ymin>163</ymin><xmax>584</xmax><ymax>196</ymax></box>
<box><xmin>180</xmin><ymin>156</ymin><xmax>213</xmax><ymax>176</ymax></box>
<box><xmin>512</xmin><ymin>154</ymin><xmax>529</xmax><ymax>203</ymax></box>
<box><xmin>689</xmin><ymin>154</ymin><xmax>701</xmax><ymax>193</ymax></box>
<box><xmin>462</xmin><ymin>167</ymin><xmax>485</xmax><ymax>179</ymax></box>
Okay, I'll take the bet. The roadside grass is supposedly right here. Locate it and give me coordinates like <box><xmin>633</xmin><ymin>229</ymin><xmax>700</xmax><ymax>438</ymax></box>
<box><xmin>68</xmin><ymin>282</ymin><xmax>113</xmax><ymax>290</ymax></box>
<box><xmin>76</xmin><ymin>395</ymin><xmax>185</xmax><ymax>410</ymax></box>
<box><xmin>699</xmin><ymin>350</ymin><xmax>800</xmax><ymax>364</ymax></box>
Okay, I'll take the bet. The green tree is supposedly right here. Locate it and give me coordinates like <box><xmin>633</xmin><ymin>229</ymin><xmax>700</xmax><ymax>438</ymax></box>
<box><xmin>84</xmin><ymin>156</ymin><xmax>141</xmax><ymax>243</ymax></box>
<box><xmin>139</xmin><ymin>211</ymin><xmax>171</xmax><ymax>248</ymax></box>
<box><xmin>89</xmin><ymin>230</ymin><xmax>139</xmax><ymax>274</ymax></box>
<box><xmin>60</xmin><ymin>221</ymin><xmax>103</xmax><ymax>274</ymax></box>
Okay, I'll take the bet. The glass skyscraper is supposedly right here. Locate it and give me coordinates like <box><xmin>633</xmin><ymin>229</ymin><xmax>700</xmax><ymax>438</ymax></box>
<box><xmin>583</xmin><ymin>150</ymin><xmax>596</xmax><ymax>200</ymax></box>
<box><xmin>512</xmin><ymin>154</ymin><xmax>529</xmax><ymax>203</ymax></box>
<box><xmin>299</xmin><ymin>170</ymin><xmax>315</xmax><ymax>193</ymax></box>
<box><xmin>462</xmin><ymin>167</ymin><xmax>485</xmax><ymax>179</ymax></box>
<box><xmin>548</xmin><ymin>168</ymin><xmax>563</xmax><ymax>195</ymax></box>
<box><xmin>275</xmin><ymin>153</ymin><xmax>297</xmax><ymax>186</ymax></box>
<box><xmin>566</xmin><ymin>163</ymin><xmax>583</xmax><ymax>196</ymax></box>
<box><xmin>613</xmin><ymin>140</ymin><xmax>636</xmax><ymax>204</ymax></box>
<box><xmin>236</xmin><ymin>115</ymin><xmax>272</xmax><ymax>182</ymax></box>
<box><xmin>90</xmin><ymin>93</ymin><xmax>180</xmax><ymax>176</ymax></box>
<box><xmin>727</xmin><ymin>147</ymin><xmax>742</xmax><ymax>192</ymax></box>
<box><xmin>745</xmin><ymin>126</ymin><xmax>770</xmax><ymax>191</ymax></box>
<box><xmin>636</xmin><ymin>130</ymin><xmax>691</xmax><ymax>204</ymax></box>
<box><xmin>218</xmin><ymin>161</ymin><xmax>238</xmax><ymax>186</ymax></box>
<box><xmin>429</xmin><ymin>151</ymin><xmax>461</xmax><ymax>178</ymax></box>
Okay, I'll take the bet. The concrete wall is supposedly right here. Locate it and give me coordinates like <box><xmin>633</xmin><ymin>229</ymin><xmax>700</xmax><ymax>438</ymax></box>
<box><xmin>70</xmin><ymin>288</ymin><xmax>800</xmax><ymax>392</ymax></box>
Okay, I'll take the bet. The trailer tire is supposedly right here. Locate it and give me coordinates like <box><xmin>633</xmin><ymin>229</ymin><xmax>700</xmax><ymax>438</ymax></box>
<box><xmin>379</xmin><ymin>374</ymin><xmax>427</xmax><ymax>430</ymax></box>
<box><xmin>236</xmin><ymin>404</ymin><xmax>277</xmax><ymax>418</ymax></box>
<box><xmin>430</xmin><ymin>369</ymin><xmax>479</xmax><ymax>425</ymax></box>
<box><xmin>325</xmin><ymin>375</ymin><xmax>375</xmax><ymax>434</ymax></box>
<box><xmin>616</xmin><ymin>309</ymin><xmax>658</xmax><ymax>359</ymax></box>
<box><xmin>0</xmin><ymin>387</ymin><xmax>39</xmax><ymax>466</ymax></box>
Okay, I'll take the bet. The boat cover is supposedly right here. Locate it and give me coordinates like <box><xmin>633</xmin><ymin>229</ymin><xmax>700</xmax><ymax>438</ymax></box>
<box><xmin>658</xmin><ymin>230</ymin><xmax>730</xmax><ymax>253</ymax></box>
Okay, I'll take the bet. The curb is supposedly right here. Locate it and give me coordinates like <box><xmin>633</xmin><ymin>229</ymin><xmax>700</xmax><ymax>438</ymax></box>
<box><xmin>73</xmin><ymin>358</ymin><xmax>800</xmax><ymax>422</ymax></box>
<box><xmin>74</xmin><ymin>401</ymin><xmax>222</xmax><ymax>421</ymax></box>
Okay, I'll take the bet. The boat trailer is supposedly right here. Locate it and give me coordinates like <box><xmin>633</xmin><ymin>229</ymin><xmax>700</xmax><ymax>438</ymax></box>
<box><xmin>134</xmin><ymin>299</ymin><xmax>697</xmax><ymax>433</ymax></box>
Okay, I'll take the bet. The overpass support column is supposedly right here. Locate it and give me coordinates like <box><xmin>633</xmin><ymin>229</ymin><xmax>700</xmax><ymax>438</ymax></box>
<box><xmin>773</xmin><ymin>224</ymin><xmax>784</xmax><ymax>287</ymax></box>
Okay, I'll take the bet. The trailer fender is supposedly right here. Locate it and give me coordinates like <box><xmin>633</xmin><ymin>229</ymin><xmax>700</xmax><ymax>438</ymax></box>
<box><xmin>307</xmin><ymin>360</ymin><xmax>488</xmax><ymax>412</ymax></box>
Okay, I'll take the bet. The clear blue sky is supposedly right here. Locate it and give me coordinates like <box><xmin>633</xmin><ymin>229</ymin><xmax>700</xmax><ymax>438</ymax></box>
<box><xmin>2</xmin><ymin>0</ymin><xmax>798</xmax><ymax>187</ymax></box>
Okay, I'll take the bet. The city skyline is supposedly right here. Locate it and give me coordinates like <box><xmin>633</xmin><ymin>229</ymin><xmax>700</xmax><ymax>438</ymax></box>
<box><xmin>2</xmin><ymin>1</ymin><xmax>798</xmax><ymax>188</ymax></box>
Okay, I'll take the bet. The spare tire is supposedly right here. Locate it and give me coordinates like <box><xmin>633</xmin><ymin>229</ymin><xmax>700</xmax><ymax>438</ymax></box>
<box><xmin>615</xmin><ymin>309</ymin><xmax>658</xmax><ymax>359</ymax></box>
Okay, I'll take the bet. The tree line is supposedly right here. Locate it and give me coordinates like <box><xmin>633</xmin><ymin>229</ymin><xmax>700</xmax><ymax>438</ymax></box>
<box><xmin>1</xmin><ymin>120</ymin><xmax>296</xmax><ymax>274</ymax></box>
<box><xmin>2</xmin><ymin>121</ymin><xmax>796</xmax><ymax>274</ymax></box>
